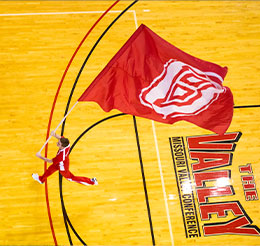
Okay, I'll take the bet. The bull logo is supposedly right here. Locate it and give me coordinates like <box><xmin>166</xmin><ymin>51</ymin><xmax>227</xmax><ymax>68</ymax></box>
<box><xmin>139</xmin><ymin>59</ymin><xmax>226</xmax><ymax>119</ymax></box>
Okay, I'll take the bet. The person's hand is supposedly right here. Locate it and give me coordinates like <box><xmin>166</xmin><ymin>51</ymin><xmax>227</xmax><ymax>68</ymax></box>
<box><xmin>36</xmin><ymin>152</ymin><xmax>42</xmax><ymax>158</ymax></box>
<box><xmin>50</xmin><ymin>131</ymin><xmax>56</xmax><ymax>137</ymax></box>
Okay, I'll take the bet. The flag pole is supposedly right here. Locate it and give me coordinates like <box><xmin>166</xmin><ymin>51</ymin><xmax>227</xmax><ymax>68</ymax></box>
<box><xmin>38</xmin><ymin>101</ymin><xmax>79</xmax><ymax>153</ymax></box>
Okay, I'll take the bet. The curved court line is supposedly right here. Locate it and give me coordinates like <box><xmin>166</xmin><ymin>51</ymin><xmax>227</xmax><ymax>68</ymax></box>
<box><xmin>59</xmin><ymin>1</ymin><xmax>139</xmax><ymax>245</ymax></box>
<box><xmin>70</xmin><ymin>114</ymin><xmax>126</xmax><ymax>151</ymax></box>
<box><xmin>43</xmin><ymin>1</ymin><xmax>120</xmax><ymax>245</ymax></box>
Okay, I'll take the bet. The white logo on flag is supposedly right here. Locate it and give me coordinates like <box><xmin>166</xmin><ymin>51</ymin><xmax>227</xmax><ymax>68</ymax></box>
<box><xmin>139</xmin><ymin>59</ymin><xmax>225</xmax><ymax>119</ymax></box>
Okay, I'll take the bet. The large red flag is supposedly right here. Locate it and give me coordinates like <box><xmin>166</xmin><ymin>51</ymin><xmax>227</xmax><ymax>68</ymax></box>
<box><xmin>78</xmin><ymin>24</ymin><xmax>233</xmax><ymax>134</ymax></box>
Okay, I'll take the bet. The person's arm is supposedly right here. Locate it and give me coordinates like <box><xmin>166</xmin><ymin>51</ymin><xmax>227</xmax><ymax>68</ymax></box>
<box><xmin>36</xmin><ymin>152</ymin><xmax>52</xmax><ymax>163</ymax></box>
<box><xmin>51</xmin><ymin>131</ymin><xmax>61</xmax><ymax>140</ymax></box>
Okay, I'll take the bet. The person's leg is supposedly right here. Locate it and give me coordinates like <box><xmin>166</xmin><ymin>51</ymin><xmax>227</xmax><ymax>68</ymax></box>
<box><xmin>60</xmin><ymin>170</ymin><xmax>97</xmax><ymax>185</ymax></box>
<box><xmin>39</xmin><ymin>164</ymin><xmax>59</xmax><ymax>183</ymax></box>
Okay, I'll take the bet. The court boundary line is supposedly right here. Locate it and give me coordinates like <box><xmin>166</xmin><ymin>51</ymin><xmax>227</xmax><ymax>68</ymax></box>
<box><xmin>152</xmin><ymin>122</ymin><xmax>175</xmax><ymax>246</ymax></box>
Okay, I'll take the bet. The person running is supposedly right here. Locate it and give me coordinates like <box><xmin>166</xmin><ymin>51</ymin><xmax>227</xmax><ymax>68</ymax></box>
<box><xmin>32</xmin><ymin>131</ymin><xmax>98</xmax><ymax>186</ymax></box>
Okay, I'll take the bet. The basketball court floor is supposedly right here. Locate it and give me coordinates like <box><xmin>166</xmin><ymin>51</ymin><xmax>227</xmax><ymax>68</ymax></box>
<box><xmin>0</xmin><ymin>1</ymin><xmax>259</xmax><ymax>245</ymax></box>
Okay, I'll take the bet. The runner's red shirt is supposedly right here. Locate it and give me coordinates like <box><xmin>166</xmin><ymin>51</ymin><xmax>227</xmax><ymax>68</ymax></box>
<box><xmin>52</xmin><ymin>136</ymin><xmax>70</xmax><ymax>171</ymax></box>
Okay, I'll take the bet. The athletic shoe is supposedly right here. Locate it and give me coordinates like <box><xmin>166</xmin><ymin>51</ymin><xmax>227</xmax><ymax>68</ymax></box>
<box><xmin>91</xmin><ymin>177</ymin><xmax>98</xmax><ymax>185</ymax></box>
<box><xmin>32</xmin><ymin>173</ymin><xmax>43</xmax><ymax>184</ymax></box>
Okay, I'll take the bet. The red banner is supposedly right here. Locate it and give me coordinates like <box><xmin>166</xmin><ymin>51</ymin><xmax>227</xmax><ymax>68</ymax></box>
<box><xmin>78</xmin><ymin>24</ymin><xmax>233</xmax><ymax>134</ymax></box>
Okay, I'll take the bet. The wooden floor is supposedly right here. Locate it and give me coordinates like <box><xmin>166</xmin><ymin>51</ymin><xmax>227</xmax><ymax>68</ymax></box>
<box><xmin>0</xmin><ymin>1</ymin><xmax>259</xmax><ymax>245</ymax></box>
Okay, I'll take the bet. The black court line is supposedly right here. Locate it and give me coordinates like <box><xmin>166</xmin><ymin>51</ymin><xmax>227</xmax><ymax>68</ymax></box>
<box><xmin>133</xmin><ymin>116</ymin><xmax>156</xmax><ymax>246</ymax></box>
<box><xmin>234</xmin><ymin>105</ymin><xmax>260</xmax><ymax>109</ymax></box>
<box><xmin>70</xmin><ymin>113</ymin><xmax>126</xmax><ymax>151</ymax></box>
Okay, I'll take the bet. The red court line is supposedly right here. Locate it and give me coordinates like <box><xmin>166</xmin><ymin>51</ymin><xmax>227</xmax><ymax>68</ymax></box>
<box><xmin>43</xmin><ymin>1</ymin><xmax>120</xmax><ymax>244</ymax></box>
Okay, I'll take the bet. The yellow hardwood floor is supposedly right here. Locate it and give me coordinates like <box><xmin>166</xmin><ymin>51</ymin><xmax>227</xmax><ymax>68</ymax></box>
<box><xmin>0</xmin><ymin>1</ymin><xmax>259</xmax><ymax>245</ymax></box>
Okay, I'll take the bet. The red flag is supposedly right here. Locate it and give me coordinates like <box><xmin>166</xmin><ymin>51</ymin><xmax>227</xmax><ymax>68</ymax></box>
<box><xmin>78</xmin><ymin>24</ymin><xmax>233</xmax><ymax>134</ymax></box>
